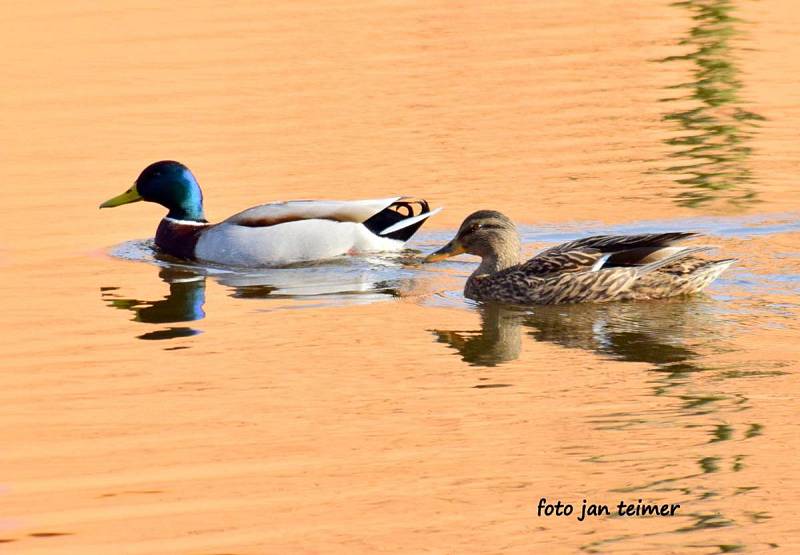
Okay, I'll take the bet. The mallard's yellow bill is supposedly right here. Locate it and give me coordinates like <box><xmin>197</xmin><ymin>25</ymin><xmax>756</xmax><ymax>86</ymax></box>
<box><xmin>424</xmin><ymin>239</ymin><xmax>465</xmax><ymax>263</ymax></box>
<box><xmin>100</xmin><ymin>184</ymin><xmax>142</xmax><ymax>208</ymax></box>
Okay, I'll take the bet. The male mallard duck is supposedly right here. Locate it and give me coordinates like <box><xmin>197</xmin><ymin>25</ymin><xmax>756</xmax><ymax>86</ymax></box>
<box><xmin>424</xmin><ymin>210</ymin><xmax>736</xmax><ymax>304</ymax></box>
<box><xmin>101</xmin><ymin>161</ymin><xmax>440</xmax><ymax>266</ymax></box>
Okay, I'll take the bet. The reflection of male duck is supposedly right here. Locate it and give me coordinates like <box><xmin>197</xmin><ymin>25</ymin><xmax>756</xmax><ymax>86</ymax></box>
<box><xmin>102</xmin><ymin>261</ymin><xmax>407</xmax><ymax>339</ymax></box>
<box><xmin>102</xmin><ymin>268</ymin><xmax>206</xmax><ymax>340</ymax></box>
<box><xmin>433</xmin><ymin>299</ymin><xmax>717</xmax><ymax>369</ymax></box>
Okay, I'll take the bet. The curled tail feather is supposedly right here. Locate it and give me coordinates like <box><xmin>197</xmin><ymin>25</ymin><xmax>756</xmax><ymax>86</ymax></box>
<box><xmin>363</xmin><ymin>199</ymin><xmax>441</xmax><ymax>242</ymax></box>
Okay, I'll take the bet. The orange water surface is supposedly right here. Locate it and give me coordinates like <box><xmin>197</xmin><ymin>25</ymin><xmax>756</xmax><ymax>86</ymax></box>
<box><xmin>2</xmin><ymin>1</ymin><xmax>799</xmax><ymax>553</ymax></box>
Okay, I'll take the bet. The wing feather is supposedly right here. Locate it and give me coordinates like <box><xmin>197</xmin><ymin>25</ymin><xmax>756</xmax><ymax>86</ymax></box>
<box><xmin>519</xmin><ymin>248</ymin><xmax>606</xmax><ymax>276</ymax></box>
<box><xmin>541</xmin><ymin>232</ymin><xmax>698</xmax><ymax>255</ymax></box>
<box><xmin>224</xmin><ymin>197</ymin><xmax>402</xmax><ymax>228</ymax></box>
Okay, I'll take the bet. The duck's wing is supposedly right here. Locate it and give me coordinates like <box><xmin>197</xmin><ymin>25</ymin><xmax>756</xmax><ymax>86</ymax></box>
<box><xmin>541</xmin><ymin>232</ymin><xmax>698</xmax><ymax>255</ymax></box>
<box><xmin>527</xmin><ymin>232</ymin><xmax>706</xmax><ymax>275</ymax></box>
<box><xmin>223</xmin><ymin>197</ymin><xmax>440</xmax><ymax>241</ymax></box>
<box><xmin>224</xmin><ymin>197</ymin><xmax>404</xmax><ymax>227</ymax></box>
<box><xmin>519</xmin><ymin>248</ymin><xmax>608</xmax><ymax>277</ymax></box>
<box><xmin>521</xmin><ymin>231</ymin><xmax>708</xmax><ymax>277</ymax></box>
<box><xmin>499</xmin><ymin>246</ymin><xmax>717</xmax><ymax>304</ymax></box>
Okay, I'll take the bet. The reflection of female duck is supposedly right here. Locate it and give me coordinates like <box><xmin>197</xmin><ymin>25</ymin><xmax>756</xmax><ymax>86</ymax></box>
<box><xmin>432</xmin><ymin>304</ymin><xmax>522</xmax><ymax>367</ymax></box>
<box><xmin>433</xmin><ymin>300</ymin><xmax>716</xmax><ymax>369</ymax></box>
<box><xmin>521</xmin><ymin>301</ymin><xmax>704</xmax><ymax>368</ymax></box>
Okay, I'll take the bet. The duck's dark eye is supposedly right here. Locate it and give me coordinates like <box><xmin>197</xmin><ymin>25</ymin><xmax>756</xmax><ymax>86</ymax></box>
<box><xmin>459</xmin><ymin>222</ymin><xmax>486</xmax><ymax>238</ymax></box>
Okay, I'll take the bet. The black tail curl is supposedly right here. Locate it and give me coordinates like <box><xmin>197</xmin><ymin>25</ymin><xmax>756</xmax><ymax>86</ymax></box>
<box><xmin>363</xmin><ymin>199</ymin><xmax>432</xmax><ymax>242</ymax></box>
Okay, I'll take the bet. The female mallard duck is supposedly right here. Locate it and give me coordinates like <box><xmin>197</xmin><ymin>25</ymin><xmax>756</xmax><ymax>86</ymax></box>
<box><xmin>101</xmin><ymin>161</ymin><xmax>440</xmax><ymax>266</ymax></box>
<box><xmin>424</xmin><ymin>210</ymin><xmax>736</xmax><ymax>304</ymax></box>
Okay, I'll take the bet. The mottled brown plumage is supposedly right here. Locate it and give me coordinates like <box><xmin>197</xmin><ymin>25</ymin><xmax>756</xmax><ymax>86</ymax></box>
<box><xmin>425</xmin><ymin>211</ymin><xmax>736</xmax><ymax>305</ymax></box>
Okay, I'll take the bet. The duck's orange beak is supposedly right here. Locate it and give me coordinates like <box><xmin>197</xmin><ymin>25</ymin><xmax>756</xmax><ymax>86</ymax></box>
<box><xmin>424</xmin><ymin>238</ymin><xmax>465</xmax><ymax>263</ymax></box>
<box><xmin>100</xmin><ymin>184</ymin><xmax>142</xmax><ymax>208</ymax></box>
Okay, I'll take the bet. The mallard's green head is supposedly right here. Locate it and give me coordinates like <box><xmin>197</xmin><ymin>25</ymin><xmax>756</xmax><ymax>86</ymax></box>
<box><xmin>100</xmin><ymin>161</ymin><xmax>207</xmax><ymax>221</ymax></box>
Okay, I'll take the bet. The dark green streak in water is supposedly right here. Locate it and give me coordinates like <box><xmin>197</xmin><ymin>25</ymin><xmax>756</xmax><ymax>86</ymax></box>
<box><xmin>710</xmin><ymin>423</ymin><xmax>733</xmax><ymax>442</ymax></box>
<box><xmin>661</xmin><ymin>0</ymin><xmax>765</xmax><ymax>208</ymax></box>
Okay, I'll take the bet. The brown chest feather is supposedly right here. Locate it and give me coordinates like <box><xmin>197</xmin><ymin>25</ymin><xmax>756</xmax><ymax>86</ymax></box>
<box><xmin>155</xmin><ymin>219</ymin><xmax>208</xmax><ymax>260</ymax></box>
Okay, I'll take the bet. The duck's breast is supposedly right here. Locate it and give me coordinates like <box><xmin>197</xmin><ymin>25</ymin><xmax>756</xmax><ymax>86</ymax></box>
<box><xmin>155</xmin><ymin>218</ymin><xmax>209</xmax><ymax>260</ymax></box>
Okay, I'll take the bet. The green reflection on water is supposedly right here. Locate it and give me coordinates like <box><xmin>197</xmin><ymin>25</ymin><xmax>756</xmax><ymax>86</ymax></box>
<box><xmin>744</xmin><ymin>422</ymin><xmax>763</xmax><ymax>438</ymax></box>
<box><xmin>432</xmin><ymin>299</ymin><xmax>768</xmax><ymax>549</ymax></box>
<box><xmin>710</xmin><ymin>423</ymin><xmax>734</xmax><ymax>442</ymax></box>
<box><xmin>101</xmin><ymin>268</ymin><xmax>206</xmax><ymax>341</ymax></box>
<box><xmin>661</xmin><ymin>0</ymin><xmax>765</xmax><ymax>207</ymax></box>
